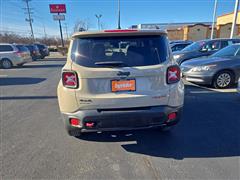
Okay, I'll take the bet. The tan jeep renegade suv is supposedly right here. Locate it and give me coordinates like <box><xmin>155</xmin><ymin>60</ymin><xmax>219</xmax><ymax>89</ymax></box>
<box><xmin>57</xmin><ymin>29</ymin><xmax>184</xmax><ymax>136</ymax></box>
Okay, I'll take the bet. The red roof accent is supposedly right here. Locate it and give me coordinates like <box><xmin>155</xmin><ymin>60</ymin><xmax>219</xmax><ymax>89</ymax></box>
<box><xmin>104</xmin><ymin>29</ymin><xmax>138</xmax><ymax>33</ymax></box>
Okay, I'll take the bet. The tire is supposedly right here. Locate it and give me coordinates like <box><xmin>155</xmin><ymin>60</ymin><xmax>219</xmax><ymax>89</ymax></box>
<box><xmin>213</xmin><ymin>70</ymin><xmax>234</xmax><ymax>89</ymax></box>
<box><xmin>1</xmin><ymin>59</ymin><xmax>13</xmax><ymax>69</ymax></box>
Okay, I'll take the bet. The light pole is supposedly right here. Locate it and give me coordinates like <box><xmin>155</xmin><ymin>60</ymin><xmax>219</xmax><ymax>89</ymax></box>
<box><xmin>23</xmin><ymin>0</ymin><xmax>35</xmax><ymax>41</ymax></box>
<box><xmin>117</xmin><ymin>0</ymin><xmax>121</xmax><ymax>29</ymax></box>
<box><xmin>211</xmin><ymin>0</ymin><xmax>218</xmax><ymax>39</ymax></box>
<box><xmin>230</xmin><ymin>0</ymin><xmax>239</xmax><ymax>38</ymax></box>
<box><xmin>95</xmin><ymin>14</ymin><xmax>102</xmax><ymax>30</ymax></box>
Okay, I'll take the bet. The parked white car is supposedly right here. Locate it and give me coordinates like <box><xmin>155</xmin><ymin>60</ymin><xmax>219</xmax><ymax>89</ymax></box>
<box><xmin>0</xmin><ymin>43</ymin><xmax>32</xmax><ymax>69</ymax></box>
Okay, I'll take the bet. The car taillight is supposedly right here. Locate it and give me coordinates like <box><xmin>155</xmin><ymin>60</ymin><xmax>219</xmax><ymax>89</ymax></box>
<box><xmin>14</xmin><ymin>51</ymin><xmax>22</xmax><ymax>57</ymax></box>
<box><xmin>62</xmin><ymin>71</ymin><xmax>78</xmax><ymax>88</ymax></box>
<box><xmin>167</xmin><ymin>65</ymin><xmax>181</xmax><ymax>84</ymax></box>
<box><xmin>70</xmin><ymin>118</ymin><xmax>81</xmax><ymax>127</ymax></box>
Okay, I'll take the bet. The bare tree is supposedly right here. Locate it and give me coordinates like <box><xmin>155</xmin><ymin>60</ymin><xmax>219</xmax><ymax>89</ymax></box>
<box><xmin>73</xmin><ymin>19</ymin><xmax>92</xmax><ymax>32</ymax></box>
<box><xmin>0</xmin><ymin>32</ymin><xmax>69</xmax><ymax>47</ymax></box>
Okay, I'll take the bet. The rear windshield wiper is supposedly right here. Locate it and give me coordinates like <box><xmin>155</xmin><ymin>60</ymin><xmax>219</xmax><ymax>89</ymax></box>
<box><xmin>94</xmin><ymin>61</ymin><xmax>126</xmax><ymax>67</ymax></box>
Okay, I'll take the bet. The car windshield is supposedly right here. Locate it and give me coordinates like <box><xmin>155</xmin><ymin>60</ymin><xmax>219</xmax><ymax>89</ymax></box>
<box><xmin>181</xmin><ymin>41</ymin><xmax>205</xmax><ymax>52</ymax></box>
<box><xmin>71</xmin><ymin>35</ymin><xmax>169</xmax><ymax>67</ymax></box>
<box><xmin>211</xmin><ymin>45</ymin><xmax>240</xmax><ymax>57</ymax></box>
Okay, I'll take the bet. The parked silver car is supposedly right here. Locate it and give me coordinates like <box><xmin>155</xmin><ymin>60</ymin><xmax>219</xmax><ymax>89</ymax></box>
<box><xmin>181</xmin><ymin>44</ymin><xmax>240</xmax><ymax>89</ymax></box>
<box><xmin>0</xmin><ymin>43</ymin><xmax>32</xmax><ymax>69</ymax></box>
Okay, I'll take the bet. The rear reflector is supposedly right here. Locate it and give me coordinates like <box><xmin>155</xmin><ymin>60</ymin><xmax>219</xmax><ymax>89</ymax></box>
<box><xmin>167</xmin><ymin>65</ymin><xmax>181</xmax><ymax>84</ymax></box>
<box><xmin>70</xmin><ymin>118</ymin><xmax>80</xmax><ymax>127</ymax></box>
<box><xmin>62</xmin><ymin>71</ymin><xmax>78</xmax><ymax>88</ymax></box>
<box><xmin>168</xmin><ymin>112</ymin><xmax>177</xmax><ymax>121</ymax></box>
<box><xmin>104</xmin><ymin>29</ymin><xmax>138</xmax><ymax>33</ymax></box>
<box><xmin>14</xmin><ymin>51</ymin><xmax>22</xmax><ymax>57</ymax></box>
<box><xmin>85</xmin><ymin>122</ymin><xmax>95</xmax><ymax>128</ymax></box>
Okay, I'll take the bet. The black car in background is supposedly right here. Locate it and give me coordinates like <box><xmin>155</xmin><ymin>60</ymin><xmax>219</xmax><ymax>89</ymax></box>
<box><xmin>170</xmin><ymin>41</ymin><xmax>192</xmax><ymax>52</ymax></box>
<box><xmin>173</xmin><ymin>38</ymin><xmax>240</xmax><ymax>64</ymax></box>
<box><xmin>25</xmin><ymin>45</ymin><xmax>41</xmax><ymax>61</ymax></box>
<box><xmin>181</xmin><ymin>44</ymin><xmax>240</xmax><ymax>89</ymax></box>
<box><xmin>34</xmin><ymin>43</ymin><xmax>49</xmax><ymax>59</ymax></box>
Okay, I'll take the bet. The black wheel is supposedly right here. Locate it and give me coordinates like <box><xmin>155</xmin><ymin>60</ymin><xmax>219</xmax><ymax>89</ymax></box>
<box><xmin>213</xmin><ymin>71</ymin><xmax>234</xmax><ymax>89</ymax></box>
<box><xmin>1</xmin><ymin>59</ymin><xmax>13</xmax><ymax>69</ymax></box>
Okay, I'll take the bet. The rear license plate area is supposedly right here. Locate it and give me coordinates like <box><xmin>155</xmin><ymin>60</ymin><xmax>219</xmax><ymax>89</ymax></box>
<box><xmin>111</xmin><ymin>79</ymin><xmax>136</xmax><ymax>92</ymax></box>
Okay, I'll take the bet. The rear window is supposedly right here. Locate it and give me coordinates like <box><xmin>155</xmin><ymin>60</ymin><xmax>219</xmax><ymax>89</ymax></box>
<box><xmin>71</xmin><ymin>35</ymin><xmax>169</xmax><ymax>67</ymax></box>
<box><xmin>16</xmin><ymin>45</ymin><xmax>29</xmax><ymax>52</ymax></box>
<box><xmin>0</xmin><ymin>45</ymin><xmax>13</xmax><ymax>52</ymax></box>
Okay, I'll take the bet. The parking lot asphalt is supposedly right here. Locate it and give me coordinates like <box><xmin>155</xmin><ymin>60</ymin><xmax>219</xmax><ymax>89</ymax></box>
<box><xmin>0</xmin><ymin>55</ymin><xmax>240</xmax><ymax>179</ymax></box>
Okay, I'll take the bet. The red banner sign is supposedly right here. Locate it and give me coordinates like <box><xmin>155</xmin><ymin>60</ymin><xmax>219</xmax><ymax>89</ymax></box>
<box><xmin>49</xmin><ymin>4</ymin><xmax>66</xmax><ymax>13</ymax></box>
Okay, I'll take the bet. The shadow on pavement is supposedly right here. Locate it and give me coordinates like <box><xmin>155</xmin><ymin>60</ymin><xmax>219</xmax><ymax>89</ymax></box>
<box><xmin>78</xmin><ymin>86</ymin><xmax>240</xmax><ymax>159</ymax></box>
<box><xmin>0</xmin><ymin>95</ymin><xmax>57</xmax><ymax>100</ymax></box>
<box><xmin>0</xmin><ymin>77</ymin><xmax>46</xmax><ymax>86</ymax></box>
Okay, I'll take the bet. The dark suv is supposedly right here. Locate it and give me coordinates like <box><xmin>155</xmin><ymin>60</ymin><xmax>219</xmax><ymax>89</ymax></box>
<box><xmin>25</xmin><ymin>45</ymin><xmax>41</xmax><ymax>61</ymax></box>
<box><xmin>173</xmin><ymin>38</ymin><xmax>240</xmax><ymax>64</ymax></box>
<box><xmin>34</xmin><ymin>43</ymin><xmax>49</xmax><ymax>59</ymax></box>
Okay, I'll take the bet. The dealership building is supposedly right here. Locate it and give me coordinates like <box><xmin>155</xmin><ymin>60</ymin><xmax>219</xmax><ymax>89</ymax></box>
<box><xmin>130</xmin><ymin>11</ymin><xmax>240</xmax><ymax>41</ymax></box>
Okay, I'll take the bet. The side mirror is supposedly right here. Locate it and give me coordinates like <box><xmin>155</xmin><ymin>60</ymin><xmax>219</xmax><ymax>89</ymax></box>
<box><xmin>200</xmin><ymin>48</ymin><xmax>208</xmax><ymax>52</ymax></box>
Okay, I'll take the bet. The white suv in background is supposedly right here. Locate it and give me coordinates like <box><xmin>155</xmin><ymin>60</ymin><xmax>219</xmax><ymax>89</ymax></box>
<box><xmin>0</xmin><ymin>43</ymin><xmax>32</xmax><ymax>69</ymax></box>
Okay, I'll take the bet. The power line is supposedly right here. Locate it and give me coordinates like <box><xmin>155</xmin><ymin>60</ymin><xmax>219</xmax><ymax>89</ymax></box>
<box><xmin>23</xmin><ymin>0</ymin><xmax>35</xmax><ymax>41</ymax></box>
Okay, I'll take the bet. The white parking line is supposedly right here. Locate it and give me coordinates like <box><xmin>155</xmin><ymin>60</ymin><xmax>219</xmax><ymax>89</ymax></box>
<box><xmin>0</xmin><ymin>75</ymin><xmax>8</xmax><ymax>77</ymax></box>
<box><xmin>184</xmin><ymin>81</ymin><xmax>237</xmax><ymax>93</ymax></box>
<box><xmin>189</xmin><ymin>90</ymin><xmax>218</xmax><ymax>94</ymax></box>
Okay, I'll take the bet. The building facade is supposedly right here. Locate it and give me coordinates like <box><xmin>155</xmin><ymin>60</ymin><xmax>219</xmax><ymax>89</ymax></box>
<box><xmin>130</xmin><ymin>11</ymin><xmax>240</xmax><ymax>41</ymax></box>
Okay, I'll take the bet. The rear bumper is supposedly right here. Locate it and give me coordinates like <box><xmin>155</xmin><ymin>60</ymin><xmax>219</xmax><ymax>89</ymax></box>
<box><xmin>12</xmin><ymin>57</ymin><xmax>31</xmax><ymax>66</ymax></box>
<box><xmin>61</xmin><ymin>106</ymin><xmax>182</xmax><ymax>133</ymax></box>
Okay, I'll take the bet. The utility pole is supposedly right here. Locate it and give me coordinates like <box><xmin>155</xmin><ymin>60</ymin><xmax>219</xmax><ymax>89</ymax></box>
<box><xmin>117</xmin><ymin>0</ymin><xmax>121</xmax><ymax>29</ymax></box>
<box><xmin>64</xmin><ymin>23</ymin><xmax>69</xmax><ymax>40</ymax></box>
<box><xmin>58</xmin><ymin>13</ymin><xmax>64</xmax><ymax>47</ymax></box>
<box><xmin>43</xmin><ymin>23</ymin><xmax>47</xmax><ymax>39</ymax></box>
<box><xmin>211</xmin><ymin>0</ymin><xmax>218</xmax><ymax>39</ymax></box>
<box><xmin>23</xmin><ymin>0</ymin><xmax>34</xmax><ymax>41</ymax></box>
<box><xmin>95</xmin><ymin>14</ymin><xmax>102</xmax><ymax>30</ymax></box>
<box><xmin>230</xmin><ymin>0</ymin><xmax>240</xmax><ymax>38</ymax></box>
